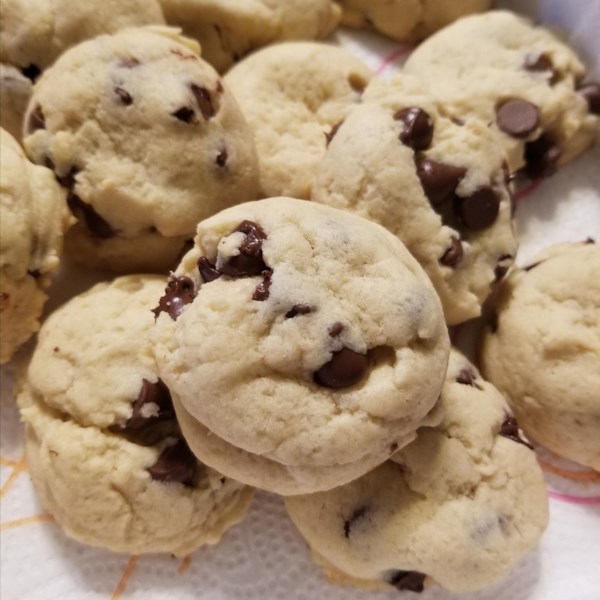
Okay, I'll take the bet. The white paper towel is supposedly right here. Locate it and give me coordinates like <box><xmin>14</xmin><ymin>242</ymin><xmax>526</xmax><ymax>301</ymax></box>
<box><xmin>1</xmin><ymin>1</ymin><xmax>599</xmax><ymax>599</ymax></box>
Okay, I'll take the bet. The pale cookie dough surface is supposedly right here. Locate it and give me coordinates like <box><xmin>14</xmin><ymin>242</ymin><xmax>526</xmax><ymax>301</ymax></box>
<box><xmin>17</xmin><ymin>275</ymin><xmax>253</xmax><ymax>556</ymax></box>
<box><xmin>285</xmin><ymin>349</ymin><xmax>549</xmax><ymax>594</ymax></box>
<box><xmin>404</xmin><ymin>11</ymin><xmax>600</xmax><ymax>175</ymax></box>
<box><xmin>23</xmin><ymin>27</ymin><xmax>259</xmax><ymax>273</ymax></box>
<box><xmin>158</xmin><ymin>0</ymin><xmax>341</xmax><ymax>73</ymax></box>
<box><xmin>480</xmin><ymin>241</ymin><xmax>600</xmax><ymax>470</ymax></box>
<box><xmin>0</xmin><ymin>128</ymin><xmax>70</xmax><ymax>364</ymax></box>
<box><xmin>224</xmin><ymin>42</ymin><xmax>373</xmax><ymax>199</ymax></box>
<box><xmin>313</xmin><ymin>75</ymin><xmax>517</xmax><ymax>325</ymax></box>
<box><xmin>339</xmin><ymin>0</ymin><xmax>491</xmax><ymax>42</ymax></box>
<box><xmin>0</xmin><ymin>64</ymin><xmax>31</xmax><ymax>142</ymax></box>
<box><xmin>153</xmin><ymin>197</ymin><xmax>450</xmax><ymax>495</ymax></box>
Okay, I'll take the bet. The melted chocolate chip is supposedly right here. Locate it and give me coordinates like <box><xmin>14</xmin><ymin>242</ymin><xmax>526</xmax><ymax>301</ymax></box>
<box><xmin>314</xmin><ymin>348</ymin><xmax>369</xmax><ymax>389</ymax></box>
<box><xmin>252</xmin><ymin>270</ymin><xmax>272</xmax><ymax>301</ymax></box>
<box><xmin>455</xmin><ymin>186</ymin><xmax>500</xmax><ymax>230</ymax></box>
<box><xmin>114</xmin><ymin>87</ymin><xmax>133</xmax><ymax>105</ymax></box>
<box><xmin>219</xmin><ymin>221</ymin><xmax>268</xmax><ymax>277</ymax></box>
<box><xmin>125</xmin><ymin>379</ymin><xmax>175</xmax><ymax>431</ymax></box>
<box><xmin>577</xmin><ymin>82</ymin><xmax>600</xmax><ymax>115</ymax></box>
<box><xmin>152</xmin><ymin>277</ymin><xmax>196</xmax><ymax>320</ymax></box>
<box><xmin>216</xmin><ymin>148</ymin><xmax>228</xmax><ymax>168</ymax></box>
<box><xmin>439</xmin><ymin>237</ymin><xmax>463</xmax><ymax>267</ymax></box>
<box><xmin>388</xmin><ymin>570</ymin><xmax>426</xmax><ymax>593</ymax></box>
<box><xmin>416</xmin><ymin>157</ymin><xmax>466</xmax><ymax>205</ymax></box>
<box><xmin>325</xmin><ymin>121</ymin><xmax>343</xmax><ymax>146</ymax></box>
<box><xmin>21</xmin><ymin>64</ymin><xmax>41</xmax><ymax>82</ymax></box>
<box><xmin>523</xmin><ymin>135</ymin><xmax>562</xmax><ymax>178</ymax></box>
<box><xmin>328</xmin><ymin>322</ymin><xmax>344</xmax><ymax>337</ymax></box>
<box><xmin>499</xmin><ymin>416</ymin><xmax>533</xmax><ymax>449</ymax></box>
<box><xmin>344</xmin><ymin>506</ymin><xmax>368</xmax><ymax>538</ymax></box>
<box><xmin>585</xmin><ymin>237</ymin><xmax>596</xmax><ymax>244</ymax></box>
<box><xmin>496</xmin><ymin>99</ymin><xmax>539</xmax><ymax>138</ymax></box>
<box><xmin>191</xmin><ymin>84</ymin><xmax>215</xmax><ymax>119</ymax></box>
<box><xmin>394</xmin><ymin>107</ymin><xmax>434</xmax><ymax>151</ymax></box>
<box><xmin>285</xmin><ymin>304</ymin><xmax>313</xmax><ymax>318</ymax></box>
<box><xmin>524</xmin><ymin>53</ymin><xmax>555</xmax><ymax>78</ymax></box>
<box><xmin>172</xmin><ymin>106</ymin><xmax>195</xmax><ymax>123</ymax></box>
<box><xmin>147</xmin><ymin>439</ymin><xmax>197</xmax><ymax>485</ymax></box>
<box><xmin>66</xmin><ymin>192</ymin><xmax>116</xmax><ymax>238</ymax></box>
<box><xmin>198</xmin><ymin>257</ymin><xmax>221</xmax><ymax>283</ymax></box>
<box><xmin>456</xmin><ymin>368</ymin><xmax>476</xmax><ymax>386</ymax></box>
<box><xmin>27</xmin><ymin>104</ymin><xmax>45</xmax><ymax>133</ymax></box>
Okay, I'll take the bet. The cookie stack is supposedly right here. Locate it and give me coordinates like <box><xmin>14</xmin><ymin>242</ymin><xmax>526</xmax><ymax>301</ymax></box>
<box><xmin>1</xmin><ymin>1</ymin><xmax>599</xmax><ymax>597</ymax></box>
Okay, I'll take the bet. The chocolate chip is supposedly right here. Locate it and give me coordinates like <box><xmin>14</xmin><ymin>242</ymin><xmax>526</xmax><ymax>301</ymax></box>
<box><xmin>147</xmin><ymin>439</ymin><xmax>197</xmax><ymax>485</ymax></box>
<box><xmin>314</xmin><ymin>347</ymin><xmax>369</xmax><ymax>389</ymax></box>
<box><xmin>191</xmin><ymin>84</ymin><xmax>215</xmax><ymax>119</ymax></box>
<box><xmin>455</xmin><ymin>186</ymin><xmax>500</xmax><ymax>230</ymax></box>
<box><xmin>439</xmin><ymin>237</ymin><xmax>463</xmax><ymax>267</ymax></box>
<box><xmin>394</xmin><ymin>107</ymin><xmax>434</xmax><ymax>151</ymax></box>
<box><xmin>27</xmin><ymin>105</ymin><xmax>45</xmax><ymax>133</ymax></box>
<box><xmin>524</xmin><ymin>53</ymin><xmax>555</xmax><ymax>80</ymax></box>
<box><xmin>285</xmin><ymin>304</ymin><xmax>313</xmax><ymax>318</ymax></box>
<box><xmin>387</xmin><ymin>570</ymin><xmax>426</xmax><ymax>593</ymax></box>
<box><xmin>325</xmin><ymin>121</ymin><xmax>343</xmax><ymax>146</ymax></box>
<box><xmin>389</xmin><ymin>442</ymin><xmax>399</xmax><ymax>454</ymax></box>
<box><xmin>252</xmin><ymin>270</ymin><xmax>272</xmax><ymax>301</ymax></box>
<box><xmin>219</xmin><ymin>220</ymin><xmax>268</xmax><ymax>278</ymax></box>
<box><xmin>348</xmin><ymin>73</ymin><xmax>367</xmax><ymax>94</ymax></box>
<box><xmin>125</xmin><ymin>379</ymin><xmax>175</xmax><ymax>431</ymax></box>
<box><xmin>114</xmin><ymin>87</ymin><xmax>133</xmax><ymax>105</ymax></box>
<box><xmin>499</xmin><ymin>416</ymin><xmax>533</xmax><ymax>449</ymax></box>
<box><xmin>27</xmin><ymin>269</ymin><xmax>41</xmax><ymax>279</ymax></box>
<box><xmin>66</xmin><ymin>192</ymin><xmax>116</xmax><ymax>238</ymax></box>
<box><xmin>496</xmin><ymin>99</ymin><xmax>539</xmax><ymax>138</ymax></box>
<box><xmin>456</xmin><ymin>368</ymin><xmax>476</xmax><ymax>386</ymax></box>
<box><xmin>152</xmin><ymin>276</ymin><xmax>196</xmax><ymax>320</ymax></box>
<box><xmin>585</xmin><ymin>237</ymin><xmax>596</xmax><ymax>244</ymax></box>
<box><xmin>328</xmin><ymin>322</ymin><xmax>344</xmax><ymax>337</ymax></box>
<box><xmin>344</xmin><ymin>506</ymin><xmax>368</xmax><ymax>538</ymax></box>
<box><xmin>495</xmin><ymin>254</ymin><xmax>513</xmax><ymax>280</ymax></box>
<box><xmin>21</xmin><ymin>64</ymin><xmax>41</xmax><ymax>82</ymax></box>
<box><xmin>416</xmin><ymin>157</ymin><xmax>466</xmax><ymax>205</ymax></box>
<box><xmin>577</xmin><ymin>82</ymin><xmax>600</xmax><ymax>115</ymax></box>
<box><xmin>172</xmin><ymin>106</ymin><xmax>196</xmax><ymax>123</ymax></box>
<box><xmin>523</xmin><ymin>135</ymin><xmax>562</xmax><ymax>178</ymax></box>
<box><xmin>216</xmin><ymin>148</ymin><xmax>228</xmax><ymax>168</ymax></box>
<box><xmin>198</xmin><ymin>257</ymin><xmax>221</xmax><ymax>283</ymax></box>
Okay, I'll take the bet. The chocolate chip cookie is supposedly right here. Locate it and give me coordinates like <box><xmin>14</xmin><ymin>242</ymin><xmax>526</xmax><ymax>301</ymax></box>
<box><xmin>285</xmin><ymin>349</ymin><xmax>548</xmax><ymax>593</ymax></box>
<box><xmin>404</xmin><ymin>11</ymin><xmax>600</xmax><ymax>177</ymax></box>
<box><xmin>312</xmin><ymin>74</ymin><xmax>517</xmax><ymax>325</ymax></box>
<box><xmin>480</xmin><ymin>240</ymin><xmax>600</xmax><ymax>470</ymax></box>
<box><xmin>224</xmin><ymin>42</ymin><xmax>373</xmax><ymax>199</ymax></box>
<box><xmin>0</xmin><ymin>128</ymin><xmax>71</xmax><ymax>364</ymax></box>
<box><xmin>153</xmin><ymin>197</ymin><xmax>450</xmax><ymax>495</ymax></box>
<box><xmin>23</xmin><ymin>27</ymin><xmax>259</xmax><ymax>273</ymax></box>
<box><xmin>17</xmin><ymin>275</ymin><xmax>253</xmax><ymax>555</ymax></box>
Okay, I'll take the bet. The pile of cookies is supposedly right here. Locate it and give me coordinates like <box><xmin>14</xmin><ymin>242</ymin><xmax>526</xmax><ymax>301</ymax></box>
<box><xmin>1</xmin><ymin>1</ymin><xmax>599</xmax><ymax>596</ymax></box>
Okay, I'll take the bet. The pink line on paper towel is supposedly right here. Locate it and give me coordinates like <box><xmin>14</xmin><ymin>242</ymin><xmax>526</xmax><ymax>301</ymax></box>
<box><xmin>548</xmin><ymin>490</ymin><xmax>600</xmax><ymax>506</ymax></box>
<box><xmin>513</xmin><ymin>177</ymin><xmax>543</xmax><ymax>204</ymax></box>
<box><xmin>376</xmin><ymin>45</ymin><xmax>415</xmax><ymax>75</ymax></box>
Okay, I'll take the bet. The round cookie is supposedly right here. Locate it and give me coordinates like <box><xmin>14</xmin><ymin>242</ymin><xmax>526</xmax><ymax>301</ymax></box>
<box><xmin>0</xmin><ymin>0</ymin><xmax>165</xmax><ymax>142</ymax></box>
<box><xmin>224</xmin><ymin>42</ymin><xmax>373</xmax><ymax>199</ymax></box>
<box><xmin>285</xmin><ymin>349</ymin><xmax>548</xmax><ymax>594</ymax></box>
<box><xmin>312</xmin><ymin>74</ymin><xmax>517</xmax><ymax>325</ymax></box>
<box><xmin>480</xmin><ymin>240</ymin><xmax>600</xmax><ymax>470</ymax></box>
<box><xmin>153</xmin><ymin>197</ymin><xmax>450</xmax><ymax>495</ymax></box>
<box><xmin>0</xmin><ymin>128</ymin><xmax>71</xmax><ymax>364</ymax></box>
<box><xmin>339</xmin><ymin>0</ymin><xmax>491</xmax><ymax>43</ymax></box>
<box><xmin>23</xmin><ymin>27</ymin><xmax>259</xmax><ymax>273</ymax></box>
<box><xmin>17</xmin><ymin>275</ymin><xmax>253</xmax><ymax>556</ymax></box>
<box><xmin>404</xmin><ymin>11</ymin><xmax>600</xmax><ymax>176</ymax></box>
<box><xmin>158</xmin><ymin>0</ymin><xmax>341</xmax><ymax>73</ymax></box>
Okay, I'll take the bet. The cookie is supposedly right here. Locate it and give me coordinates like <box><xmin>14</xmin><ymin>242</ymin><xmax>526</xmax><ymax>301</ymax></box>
<box><xmin>285</xmin><ymin>348</ymin><xmax>548</xmax><ymax>593</ymax></box>
<box><xmin>23</xmin><ymin>27</ymin><xmax>259</xmax><ymax>273</ymax></box>
<box><xmin>339</xmin><ymin>0</ymin><xmax>491</xmax><ymax>43</ymax></box>
<box><xmin>153</xmin><ymin>197</ymin><xmax>450</xmax><ymax>495</ymax></box>
<box><xmin>404</xmin><ymin>11</ymin><xmax>600</xmax><ymax>176</ymax></box>
<box><xmin>0</xmin><ymin>0</ymin><xmax>165</xmax><ymax>141</ymax></box>
<box><xmin>158</xmin><ymin>0</ymin><xmax>341</xmax><ymax>73</ymax></box>
<box><xmin>312</xmin><ymin>74</ymin><xmax>517</xmax><ymax>325</ymax></box>
<box><xmin>224</xmin><ymin>42</ymin><xmax>373</xmax><ymax>199</ymax></box>
<box><xmin>17</xmin><ymin>275</ymin><xmax>253</xmax><ymax>555</ymax></box>
<box><xmin>480</xmin><ymin>240</ymin><xmax>600</xmax><ymax>470</ymax></box>
<box><xmin>0</xmin><ymin>128</ymin><xmax>71</xmax><ymax>364</ymax></box>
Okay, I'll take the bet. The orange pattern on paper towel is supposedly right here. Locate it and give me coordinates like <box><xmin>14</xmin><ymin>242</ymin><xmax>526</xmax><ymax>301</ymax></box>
<box><xmin>0</xmin><ymin>456</ymin><xmax>19</xmax><ymax>468</ymax></box>
<box><xmin>178</xmin><ymin>555</ymin><xmax>193</xmax><ymax>575</ymax></box>
<box><xmin>0</xmin><ymin>452</ymin><xmax>28</xmax><ymax>498</ymax></box>
<box><xmin>538</xmin><ymin>458</ymin><xmax>600</xmax><ymax>482</ymax></box>
<box><xmin>111</xmin><ymin>555</ymin><xmax>139</xmax><ymax>600</ymax></box>
<box><xmin>0</xmin><ymin>513</ymin><xmax>53</xmax><ymax>530</ymax></box>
